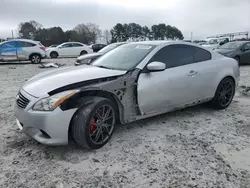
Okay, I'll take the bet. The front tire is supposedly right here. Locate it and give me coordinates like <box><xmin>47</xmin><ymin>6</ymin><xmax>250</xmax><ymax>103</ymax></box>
<box><xmin>50</xmin><ymin>51</ymin><xmax>58</xmax><ymax>59</ymax></box>
<box><xmin>80</xmin><ymin>50</ymin><xmax>87</xmax><ymax>56</ymax></box>
<box><xmin>30</xmin><ymin>54</ymin><xmax>41</xmax><ymax>64</ymax></box>
<box><xmin>210</xmin><ymin>77</ymin><xmax>235</xmax><ymax>109</ymax></box>
<box><xmin>71</xmin><ymin>97</ymin><xmax>116</xmax><ymax>149</ymax></box>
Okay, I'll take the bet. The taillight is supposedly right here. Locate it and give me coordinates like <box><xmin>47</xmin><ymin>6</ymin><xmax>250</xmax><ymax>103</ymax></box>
<box><xmin>40</xmin><ymin>46</ymin><xmax>46</xmax><ymax>51</ymax></box>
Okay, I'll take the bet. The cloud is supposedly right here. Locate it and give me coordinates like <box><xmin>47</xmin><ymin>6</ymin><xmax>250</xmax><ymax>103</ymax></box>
<box><xmin>0</xmin><ymin>0</ymin><xmax>249</xmax><ymax>39</ymax></box>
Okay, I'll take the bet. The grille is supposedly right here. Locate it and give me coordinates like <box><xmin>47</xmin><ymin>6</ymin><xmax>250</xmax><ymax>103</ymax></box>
<box><xmin>16</xmin><ymin>92</ymin><xmax>30</xmax><ymax>109</ymax></box>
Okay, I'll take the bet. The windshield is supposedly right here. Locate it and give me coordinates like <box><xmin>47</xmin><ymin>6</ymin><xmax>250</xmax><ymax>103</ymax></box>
<box><xmin>98</xmin><ymin>43</ymin><xmax>120</xmax><ymax>54</ymax></box>
<box><xmin>92</xmin><ymin>43</ymin><xmax>156</xmax><ymax>70</ymax></box>
<box><xmin>219</xmin><ymin>42</ymin><xmax>242</xmax><ymax>49</ymax></box>
<box><xmin>204</xmin><ymin>39</ymin><xmax>218</xmax><ymax>45</ymax></box>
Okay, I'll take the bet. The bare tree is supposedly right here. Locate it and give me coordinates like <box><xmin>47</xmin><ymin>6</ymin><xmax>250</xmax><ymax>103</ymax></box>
<box><xmin>74</xmin><ymin>23</ymin><xmax>101</xmax><ymax>44</ymax></box>
<box><xmin>103</xmin><ymin>29</ymin><xmax>111</xmax><ymax>44</ymax></box>
<box><xmin>18</xmin><ymin>20</ymin><xmax>43</xmax><ymax>39</ymax></box>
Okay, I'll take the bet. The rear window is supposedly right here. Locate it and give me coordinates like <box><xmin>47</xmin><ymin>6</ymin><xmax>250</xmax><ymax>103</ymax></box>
<box><xmin>20</xmin><ymin>41</ymin><xmax>36</xmax><ymax>47</ymax></box>
<box><xmin>193</xmin><ymin>47</ymin><xmax>211</xmax><ymax>62</ymax></box>
<box><xmin>39</xmin><ymin>42</ymin><xmax>45</xmax><ymax>46</ymax></box>
<box><xmin>72</xmin><ymin>43</ymin><xmax>83</xmax><ymax>47</ymax></box>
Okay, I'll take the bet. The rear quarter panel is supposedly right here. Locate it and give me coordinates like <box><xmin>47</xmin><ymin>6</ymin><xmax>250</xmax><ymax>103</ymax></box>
<box><xmin>26</xmin><ymin>46</ymin><xmax>46</xmax><ymax>59</ymax></box>
<box><xmin>211</xmin><ymin>54</ymin><xmax>239</xmax><ymax>96</ymax></box>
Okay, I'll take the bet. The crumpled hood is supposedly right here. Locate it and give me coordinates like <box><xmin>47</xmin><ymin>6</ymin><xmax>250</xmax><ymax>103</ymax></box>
<box><xmin>214</xmin><ymin>49</ymin><xmax>236</xmax><ymax>57</ymax></box>
<box><xmin>77</xmin><ymin>52</ymin><xmax>103</xmax><ymax>61</ymax></box>
<box><xmin>22</xmin><ymin>65</ymin><xmax>126</xmax><ymax>97</ymax></box>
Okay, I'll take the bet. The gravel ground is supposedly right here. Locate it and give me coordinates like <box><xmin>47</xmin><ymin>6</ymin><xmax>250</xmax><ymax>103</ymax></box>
<box><xmin>1</xmin><ymin>59</ymin><xmax>250</xmax><ymax>188</ymax></box>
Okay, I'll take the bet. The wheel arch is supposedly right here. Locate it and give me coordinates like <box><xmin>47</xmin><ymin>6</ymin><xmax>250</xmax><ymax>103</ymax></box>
<box><xmin>213</xmin><ymin>75</ymin><xmax>236</xmax><ymax>97</ymax></box>
<box><xmin>29</xmin><ymin>53</ymin><xmax>41</xmax><ymax>60</ymax></box>
<box><xmin>80</xmin><ymin>50</ymin><xmax>87</xmax><ymax>54</ymax></box>
<box><xmin>64</xmin><ymin>89</ymin><xmax>124</xmax><ymax>139</ymax></box>
<box><xmin>50</xmin><ymin>51</ymin><xmax>58</xmax><ymax>57</ymax></box>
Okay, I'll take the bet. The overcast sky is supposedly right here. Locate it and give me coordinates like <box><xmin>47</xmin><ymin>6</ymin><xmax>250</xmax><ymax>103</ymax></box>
<box><xmin>0</xmin><ymin>0</ymin><xmax>249</xmax><ymax>40</ymax></box>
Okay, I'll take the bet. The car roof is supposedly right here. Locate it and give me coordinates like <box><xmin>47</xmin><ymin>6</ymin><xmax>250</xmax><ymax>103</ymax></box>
<box><xmin>127</xmin><ymin>40</ymin><xmax>205</xmax><ymax>47</ymax></box>
<box><xmin>64</xmin><ymin>42</ymin><xmax>82</xmax><ymax>44</ymax></box>
<box><xmin>130</xmin><ymin>40</ymin><xmax>172</xmax><ymax>45</ymax></box>
<box><xmin>11</xmin><ymin>39</ymin><xmax>39</xmax><ymax>43</ymax></box>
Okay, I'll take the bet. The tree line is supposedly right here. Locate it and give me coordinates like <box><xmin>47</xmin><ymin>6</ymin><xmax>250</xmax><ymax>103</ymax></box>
<box><xmin>12</xmin><ymin>20</ymin><xmax>184</xmax><ymax>46</ymax></box>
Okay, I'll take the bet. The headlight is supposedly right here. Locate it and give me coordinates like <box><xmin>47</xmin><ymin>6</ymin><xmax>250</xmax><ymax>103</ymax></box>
<box><xmin>33</xmin><ymin>90</ymin><xmax>79</xmax><ymax>111</ymax></box>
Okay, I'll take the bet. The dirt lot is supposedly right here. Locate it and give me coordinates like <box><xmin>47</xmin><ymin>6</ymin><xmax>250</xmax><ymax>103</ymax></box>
<box><xmin>1</xmin><ymin>59</ymin><xmax>250</xmax><ymax>188</ymax></box>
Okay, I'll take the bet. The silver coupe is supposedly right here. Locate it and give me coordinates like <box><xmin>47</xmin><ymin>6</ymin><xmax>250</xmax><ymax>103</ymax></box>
<box><xmin>14</xmin><ymin>41</ymin><xmax>240</xmax><ymax>149</ymax></box>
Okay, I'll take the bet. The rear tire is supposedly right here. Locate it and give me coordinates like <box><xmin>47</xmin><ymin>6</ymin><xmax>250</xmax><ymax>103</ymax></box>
<box><xmin>71</xmin><ymin>97</ymin><xmax>116</xmax><ymax>149</ymax></box>
<box><xmin>30</xmin><ymin>54</ymin><xmax>41</xmax><ymax>64</ymax></box>
<box><xmin>80</xmin><ymin>50</ymin><xmax>87</xmax><ymax>56</ymax></box>
<box><xmin>50</xmin><ymin>51</ymin><xmax>58</xmax><ymax>59</ymax></box>
<box><xmin>209</xmin><ymin>77</ymin><xmax>235</xmax><ymax>109</ymax></box>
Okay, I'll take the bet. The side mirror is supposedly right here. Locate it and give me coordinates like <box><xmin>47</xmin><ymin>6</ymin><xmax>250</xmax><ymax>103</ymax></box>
<box><xmin>147</xmin><ymin>61</ymin><xmax>166</xmax><ymax>72</ymax></box>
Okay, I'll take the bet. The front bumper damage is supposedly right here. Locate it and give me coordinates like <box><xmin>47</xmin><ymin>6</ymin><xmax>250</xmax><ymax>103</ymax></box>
<box><xmin>14</xmin><ymin>89</ymin><xmax>76</xmax><ymax>145</ymax></box>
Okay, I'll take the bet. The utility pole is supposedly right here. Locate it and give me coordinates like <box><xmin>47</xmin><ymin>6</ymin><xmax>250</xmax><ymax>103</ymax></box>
<box><xmin>11</xmin><ymin>30</ymin><xmax>14</xmax><ymax>39</ymax></box>
<box><xmin>190</xmin><ymin>32</ymin><xmax>193</xmax><ymax>42</ymax></box>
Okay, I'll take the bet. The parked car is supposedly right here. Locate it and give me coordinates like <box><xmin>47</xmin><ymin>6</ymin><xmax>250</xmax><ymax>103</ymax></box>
<box><xmin>75</xmin><ymin>42</ymin><xmax>127</xmax><ymax>66</ymax></box>
<box><xmin>14</xmin><ymin>41</ymin><xmax>239</xmax><ymax>149</ymax></box>
<box><xmin>90</xmin><ymin>44</ymin><xmax>107</xmax><ymax>52</ymax></box>
<box><xmin>215</xmin><ymin>41</ymin><xmax>250</xmax><ymax>65</ymax></box>
<box><xmin>202</xmin><ymin>37</ymin><xmax>229</xmax><ymax>50</ymax></box>
<box><xmin>0</xmin><ymin>39</ymin><xmax>46</xmax><ymax>63</ymax></box>
<box><xmin>46</xmin><ymin>42</ymin><xmax>93</xmax><ymax>58</ymax></box>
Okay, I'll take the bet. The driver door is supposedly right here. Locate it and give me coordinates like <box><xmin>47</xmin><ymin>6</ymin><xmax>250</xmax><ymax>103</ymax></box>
<box><xmin>0</xmin><ymin>41</ymin><xmax>18</xmax><ymax>61</ymax></box>
<box><xmin>137</xmin><ymin>45</ymin><xmax>194</xmax><ymax>115</ymax></box>
<box><xmin>137</xmin><ymin>45</ymin><xmax>209</xmax><ymax>115</ymax></box>
<box><xmin>58</xmin><ymin>43</ymin><xmax>73</xmax><ymax>57</ymax></box>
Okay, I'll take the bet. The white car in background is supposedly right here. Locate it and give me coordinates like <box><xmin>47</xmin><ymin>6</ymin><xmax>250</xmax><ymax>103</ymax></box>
<box><xmin>0</xmin><ymin>39</ymin><xmax>46</xmax><ymax>63</ymax></box>
<box><xmin>46</xmin><ymin>42</ymin><xmax>93</xmax><ymax>58</ymax></box>
<box><xmin>202</xmin><ymin>37</ymin><xmax>230</xmax><ymax>50</ymax></box>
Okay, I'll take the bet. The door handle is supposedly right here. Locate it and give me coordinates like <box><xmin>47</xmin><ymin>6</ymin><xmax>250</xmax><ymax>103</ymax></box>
<box><xmin>188</xmin><ymin>70</ymin><xmax>198</xmax><ymax>76</ymax></box>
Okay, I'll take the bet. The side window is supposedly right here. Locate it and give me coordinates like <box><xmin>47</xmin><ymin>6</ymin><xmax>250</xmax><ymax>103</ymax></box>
<box><xmin>20</xmin><ymin>42</ymin><xmax>36</xmax><ymax>47</ymax></box>
<box><xmin>72</xmin><ymin>43</ymin><xmax>83</xmax><ymax>47</ymax></box>
<box><xmin>244</xmin><ymin>43</ymin><xmax>250</xmax><ymax>51</ymax></box>
<box><xmin>0</xmin><ymin>41</ymin><xmax>16</xmax><ymax>53</ymax></box>
<box><xmin>149</xmin><ymin>46</ymin><xmax>171</xmax><ymax>65</ymax></box>
<box><xmin>150</xmin><ymin>44</ymin><xmax>210</xmax><ymax>69</ymax></box>
<box><xmin>193</xmin><ymin>47</ymin><xmax>211</xmax><ymax>62</ymax></box>
<box><xmin>169</xmin><ymin>45</ymin><xmax>194</xmax><ymax>67</ymax></box>
<box><xmin>61</xmin><ymin>43</ymin><xmax>73</xmax><ymax>48</ymax></box>
<box><xmin>1</xmin><ymin>41</ymin><xmax>16</xmax><ymax>49</ymax></box>
<box><xmin>150</xmin><ymin>45</ymin><xmax>194</xmax><ymax>68</ymax></box>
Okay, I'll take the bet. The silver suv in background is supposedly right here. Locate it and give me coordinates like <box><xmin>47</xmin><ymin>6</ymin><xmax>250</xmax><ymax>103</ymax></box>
<box><xmin>0</xmin><ymin>39</ymin><xmax>46</xmax><ymax>64</ymax></box>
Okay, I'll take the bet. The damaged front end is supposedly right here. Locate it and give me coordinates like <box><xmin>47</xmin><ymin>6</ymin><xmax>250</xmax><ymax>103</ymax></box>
<box><xmin>58</xmin><ymin>69</ymin><xmax>141</xmax><ymax>124</ymax></box>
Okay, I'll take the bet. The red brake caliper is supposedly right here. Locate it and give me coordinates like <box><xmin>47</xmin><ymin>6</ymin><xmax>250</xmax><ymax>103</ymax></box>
<box><xmin>90</xmin><ymin>119</ymin><xmax>95</xmax><ymax>133</ymax></box>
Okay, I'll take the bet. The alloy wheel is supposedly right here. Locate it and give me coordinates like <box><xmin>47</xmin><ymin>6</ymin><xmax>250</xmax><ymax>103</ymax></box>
<box><xmin>32</xmin><ymin>55</ymin><xmax>40</xmax><ymax>63</ymax></box>
<box><xmin>89</xmin><ymin>105</ymin><xmax>115</xmax><ymax>144</ymax></box>
<box><xmin>218</xmin><ymin>80</ymin><xmax>234</xmax><ymax>107</ymax></box>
